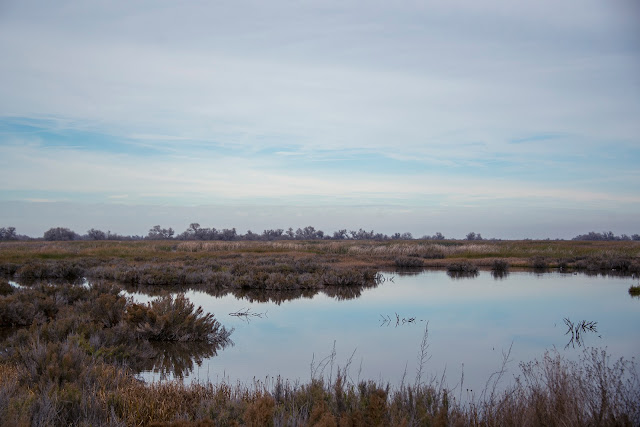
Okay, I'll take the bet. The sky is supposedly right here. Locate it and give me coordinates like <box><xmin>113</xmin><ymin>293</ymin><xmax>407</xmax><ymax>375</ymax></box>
<box><xmin>1</xmin><ymin>0</ymin><xmax>639</xmax><ymax>239</ymax></box>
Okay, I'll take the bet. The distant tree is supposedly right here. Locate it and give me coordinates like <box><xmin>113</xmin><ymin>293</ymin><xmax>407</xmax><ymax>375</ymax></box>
<box><xmin>44</xmin><ymin>227</ymin><xmax>78</xmax><ymax>241</ymax></box>
<box><xmin>285</xmin><ymin>228</ymin><xmax>295</xmax><ymax>239</ymax></box>
<box><xmin>350</xmin><ymin>229</ymin><xmax>375</xmax><ymax>240</ymax></box>
<box><xmin>466</xmin><ymin>232</ymin><xmax>476</xmax><ymax>241</ymax></box>
<box><xmin>188</xmin><ymin>223</ymin><xmax>201</xmax><ymax>238</ymax></box>
<box><xmin>262</xmin><ymin>229</ymin><xmax>284</xmax><ymax>240</ymax></box>
<box><xmin>147</xmin><ymin>225</ymin><xmax>174</xmax><ymax>240</ymax></box>
<box><xmin>332</xmin><ymin>229</ymin><xmax>348</xmax><ymax>240</ymax></box>
<box><xmin>433</xmin><ymin>232</ymin><xmax>445</xmax><ymax>240</ymax></box>
<box><xmin>244</xmin><ymin>230</ymin><xmax>260</xmax><ymax>241</ymax></box>
<box><xmin>86</xmin><ymin>228</ymin><xmax>107</xmax><ymax>240</ymax></box>
<box><xmin>0</xmin><ymin>226</ymin><xmax>18</xmax><ymax>241</ymax></box>
<box><xmin>219</xmin><ymin>228</ymin><xmax>237</xmax><ymax>241</ymax></box>
<box><xmin>572</xmin><ymin>231</ymin><xmax>634</xmax><ymax>241</ymax></box>
<box><xmin>178</xmin><ymin>223</ymin><xmax>212</xmax><ymax>240</ymax></box>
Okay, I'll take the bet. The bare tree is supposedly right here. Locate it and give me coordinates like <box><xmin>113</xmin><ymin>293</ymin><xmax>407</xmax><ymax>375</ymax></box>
<box><xmin>147</xmin><ymin>225</ymin><xmax>174</xmax><ymax>240</ymax></box>
<box><xmin>0</xmin><ymin>226</ymin><xmax>18</xmax><ymax>241</ymax></box>
<box><xmin>86</xmin><ymin>228</ymin><xmax>107</xmax><ymax>240</ymax></box>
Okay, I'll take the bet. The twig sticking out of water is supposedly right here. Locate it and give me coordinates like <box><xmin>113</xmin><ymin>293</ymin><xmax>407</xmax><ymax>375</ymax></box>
<box><xmin>375</xmin><ymin>273</ymin><xmax>395</xmax><ymax>284</ymax></box>
<box><xmin>564</xmin><ymin>318</ymin><xmax>599</xmax><ymax>349</ymax></box>
<box><xmin>379</xmin><ymin>313</ymin><xmax>418</xmax><ymax>327</ymax></box>
<box><xmin>229</xmin><ymin>308</ymin><xmax>268</xmax><ymax>322</ymax></box>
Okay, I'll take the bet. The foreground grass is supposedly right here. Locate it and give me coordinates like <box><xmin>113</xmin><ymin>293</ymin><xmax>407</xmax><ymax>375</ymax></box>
<box><xmin>1</xmin><ymin>337</ymin><xmax>638</xmax><ymax>426</ymax></box>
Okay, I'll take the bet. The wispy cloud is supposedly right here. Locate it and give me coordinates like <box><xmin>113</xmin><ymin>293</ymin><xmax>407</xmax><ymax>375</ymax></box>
<box><xmin>0</xmin><ymin>0</ymin><xmax>638</xmax><ymax>236</ymax></box>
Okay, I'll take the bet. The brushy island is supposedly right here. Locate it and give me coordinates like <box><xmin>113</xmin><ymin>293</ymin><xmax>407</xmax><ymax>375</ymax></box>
<box><xmin>1</xmin><ymin>240</ymin><xmax>639</xmax><ymax>425</ymax></box>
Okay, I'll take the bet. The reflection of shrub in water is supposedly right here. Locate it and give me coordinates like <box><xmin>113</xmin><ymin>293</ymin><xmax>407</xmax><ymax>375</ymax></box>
<box><xmin>563</xmin><ymin>317</ymin><xmax>599</xmax><ymax>349</ymax></box>
<box><xmin>491</xmin><ymin>259</ymin><xmax>510</xmax><ymax>279</ymax></box>
<box><xmin>446</xmin><ymin>262</ymin><xmax>479</xmax><ymax>279</ymax></box>
<box><xmin>136</xmin><ymin>340</ymin><xmax>231</xmax><ymax>380</ymax></box>
<box><xmin>447</xmin><ymin>270</ymin><xmax>479</xmax><ymax>280</ymax></box>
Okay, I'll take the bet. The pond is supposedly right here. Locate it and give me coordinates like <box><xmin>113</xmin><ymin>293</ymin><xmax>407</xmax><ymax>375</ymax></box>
<box><xmin>136</xmin><ymin>270</ymin><xmax>640</xmax><ymax>394</ymax></box>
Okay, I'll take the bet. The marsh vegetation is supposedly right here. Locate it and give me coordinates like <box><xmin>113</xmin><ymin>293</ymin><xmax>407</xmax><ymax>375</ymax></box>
<box><xmin>0</xmin><ymin>240</ymin><xmax>639</xmax><ymax>425</ymax></box>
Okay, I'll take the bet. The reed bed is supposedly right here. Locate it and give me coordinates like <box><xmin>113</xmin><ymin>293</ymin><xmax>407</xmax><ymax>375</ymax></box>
<box><xmin>1</xmin><ymin>327</ymin><xmax>637</xmax><ymax>426</ymax></box>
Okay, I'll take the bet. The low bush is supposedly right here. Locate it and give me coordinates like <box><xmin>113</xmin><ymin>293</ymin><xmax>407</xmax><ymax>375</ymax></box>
<box><xmin>126</xmin><ymin>294</ymin><xmax>232</xmax><ymax>343</ymax></box>
<box><xmin>394</xmin><ymin>257</ymin><xmax>425</xmax><ymax>268</ymax></box>
<box><xmin>491</xmin><ymin>259</ymin><xmax>510</xmax><ymax>272</ymax></box>
<box><xmin>15</xmin><ymin>261</ymin><xmax>86</xmax><ymax>281</ymax></box>
<box><xmin>531</xmin><ymin>257</ymin><xmax>548</xmax><ymax>270</ymax></box>
<box><xmin>446</xmin><ymin>262</ymin><xmax>478</xmax><ymax>273</ymax></box>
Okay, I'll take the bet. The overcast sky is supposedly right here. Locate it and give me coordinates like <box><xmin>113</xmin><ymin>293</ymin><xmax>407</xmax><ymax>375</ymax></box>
<box><xmin>1</xmin><ymin>1</ymin><xmax>639</xmax><ymax>238</ymax></box>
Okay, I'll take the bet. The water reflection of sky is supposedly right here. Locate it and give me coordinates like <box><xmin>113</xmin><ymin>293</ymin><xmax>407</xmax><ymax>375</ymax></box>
<box><xmin>140</xmin><ymin>271</ymin><xmax>640</xmax><ymax>393</ymax></box>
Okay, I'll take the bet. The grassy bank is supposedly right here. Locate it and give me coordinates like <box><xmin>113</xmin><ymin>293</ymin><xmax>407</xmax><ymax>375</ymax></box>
<box><xmin>1</xmin><ymin>240</ymin><xmax>639</xmax><ymax>287</ymax></box>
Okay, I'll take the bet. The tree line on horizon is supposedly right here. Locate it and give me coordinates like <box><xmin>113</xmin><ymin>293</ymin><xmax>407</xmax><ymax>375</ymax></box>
<box><xmin>1</xmin><ymin>225</ymin><xmax>639</xmax><ymax>242</ymax></box>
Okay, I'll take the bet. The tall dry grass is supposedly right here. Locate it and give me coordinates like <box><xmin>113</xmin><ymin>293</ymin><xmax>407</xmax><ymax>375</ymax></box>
<box><xmin>1</xmin><ymin>314</ymin><xmax>638</xmax><ymax>425</ymax></box>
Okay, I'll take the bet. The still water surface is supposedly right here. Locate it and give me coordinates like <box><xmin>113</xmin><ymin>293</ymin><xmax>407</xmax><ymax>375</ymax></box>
<box><xmin>138</xmin><ymin>271</ymin><xmax>640</xmax><ymax>392</ymax></box>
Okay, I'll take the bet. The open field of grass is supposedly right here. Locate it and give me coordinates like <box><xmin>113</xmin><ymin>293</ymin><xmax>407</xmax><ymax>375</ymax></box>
<box><xmin>1</xmin><ymin>239</ymin><xmax>639</xmax><ymax>273</ymax></box>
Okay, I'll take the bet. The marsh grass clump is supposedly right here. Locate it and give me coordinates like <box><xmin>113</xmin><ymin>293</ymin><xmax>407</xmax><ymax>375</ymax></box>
<box><xmin>575</xmin><ymin>256</ymin><xmax>640</xmax><ymax>273</ymax></box>
<box><xmin>531</xmin><ymin>256</ymin><xmax>548</xmax><ymax>270</ymax></box>
<box><xmin>446</xmin><ymin>262</ymin><xmax>479</xmax><ymax>273</ymax></box>
<box><xmin>629</xmin><ymin>285</ymin><xmax>640</xmax><ymax>297</ymax></box>
<box><xmin>15</xmin><ymin>260</ymin><xmax>87</xmax><ymax>281</ymax></box>
<box><xmin>126</xmin><ymin>294</ymin><xmax>232</xmax><ymax>343</ymax></box>
<box><xmin>0</xmin><ymin>282</ymin><xmax>232</xmax><ymax>376</ymax></box>
<box><xmin>394</xmin><ymin>256</ymin><xmax>425</xmax><ymax>268</ymax></box>
<box><xmin>491</xmin><ymin>259</ymin><xmax>510</xmax><ymax>272</ymax></box>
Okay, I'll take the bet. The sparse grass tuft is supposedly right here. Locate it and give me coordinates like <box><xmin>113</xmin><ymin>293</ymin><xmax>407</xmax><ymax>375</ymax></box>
<box><xmin>531</xmin><ymin>256</ymin><xmax>548</xmax><ymax>270</ymax></box>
